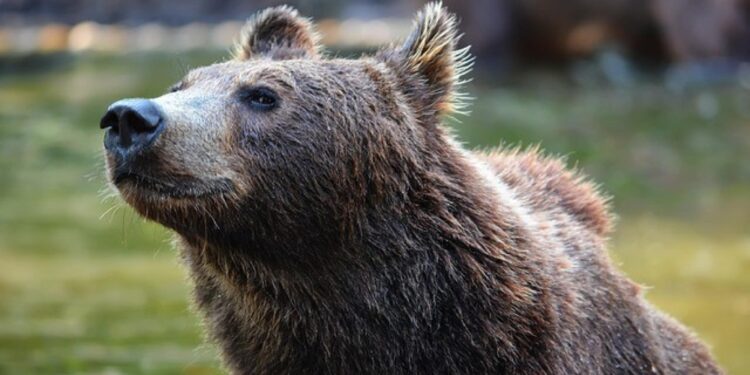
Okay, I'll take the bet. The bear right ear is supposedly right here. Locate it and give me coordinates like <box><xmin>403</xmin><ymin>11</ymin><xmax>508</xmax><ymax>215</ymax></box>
<box><xmin>378</xmin><ymin>2</ymin><xmax>472</xmax><ymax>116</ymax></box>
<box><xmin>234</xmin><ymin>6</ymin><xmax>320</xmax><ymax>60</ymax></box>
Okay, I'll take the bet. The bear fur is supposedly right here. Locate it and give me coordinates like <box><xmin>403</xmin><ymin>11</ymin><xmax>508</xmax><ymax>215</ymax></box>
<box><xmin>102</xmin><ymin>3</ymin><xmax>722</xmax><ymax>374</ymax></box>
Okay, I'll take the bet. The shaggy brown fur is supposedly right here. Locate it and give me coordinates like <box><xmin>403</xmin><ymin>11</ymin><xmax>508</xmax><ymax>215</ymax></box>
<box><xmin>101</xmin><ymin>3</ymin><xmax>722</xmax><ymax>374</ymax></box>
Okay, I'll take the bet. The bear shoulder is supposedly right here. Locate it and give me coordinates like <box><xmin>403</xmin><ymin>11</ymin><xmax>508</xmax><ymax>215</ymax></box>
<box><xmin>475</xmin><ymin>146</ymin><xmax>613</xmax><ymax>237</ymax></box>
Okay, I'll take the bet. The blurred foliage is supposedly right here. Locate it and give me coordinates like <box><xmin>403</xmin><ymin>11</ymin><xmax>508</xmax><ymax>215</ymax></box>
<box><xmin>0</xmin><ymin>50</ymin><xmax>748</xmax><ymax>374</ymax></box>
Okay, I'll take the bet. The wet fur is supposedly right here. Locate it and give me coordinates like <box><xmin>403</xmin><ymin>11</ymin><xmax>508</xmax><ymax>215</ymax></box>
<box><xmin>104</xmin><ymin>3</ymin><xmax>722</xmax><ymax>374</ymax></box>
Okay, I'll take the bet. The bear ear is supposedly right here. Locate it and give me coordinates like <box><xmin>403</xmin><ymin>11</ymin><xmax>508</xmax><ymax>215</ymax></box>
<box><xmin>234</xmin><ymin>6</ymin><xmax>320</xmax><ymax>60</ymax></box>
<box><xmin>381</xmin><ymin>2</ymin><xmax>472</xmax><ymax>115</ymax></box>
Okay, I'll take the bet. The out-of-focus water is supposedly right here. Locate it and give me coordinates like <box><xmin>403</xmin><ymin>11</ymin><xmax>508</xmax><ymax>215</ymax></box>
<box><xmin>0</xmin><ymin>51</ymin><xmax>748</xmax><ymax>374</ymax></box>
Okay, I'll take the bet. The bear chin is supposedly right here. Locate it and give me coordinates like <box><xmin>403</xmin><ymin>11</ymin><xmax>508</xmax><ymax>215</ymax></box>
<box><xmin>111</xmin><ymin>172</ymin><xmax>238</xmax><ymax>229</ymax></box>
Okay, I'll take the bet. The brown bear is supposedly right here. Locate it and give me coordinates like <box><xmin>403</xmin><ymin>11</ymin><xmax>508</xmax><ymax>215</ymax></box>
<box><xmin>99</xmin><ymin>3</ymin><xmax>722</xmax><ymax>374</ymax></box>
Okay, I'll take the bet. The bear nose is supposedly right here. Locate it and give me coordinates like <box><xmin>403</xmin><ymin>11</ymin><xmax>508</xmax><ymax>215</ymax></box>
<box><xmin>100</xmin><ymin>98</ymin><xmax>163</xmax><ymax>154</ymax></box>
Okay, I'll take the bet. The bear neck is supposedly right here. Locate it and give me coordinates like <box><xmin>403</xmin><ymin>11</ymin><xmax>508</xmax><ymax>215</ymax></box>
<box><xmin>180</xmin><ymin>131</ymin><xmax>537</xmax><ymax>295</ymax></box>
<box><xmin>176</xmin><ymin>133</ymin><xmax>549</xmax><ymax>369</ymax></box>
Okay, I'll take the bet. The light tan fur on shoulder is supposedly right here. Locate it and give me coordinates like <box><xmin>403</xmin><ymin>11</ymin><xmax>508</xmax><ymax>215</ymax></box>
<box><xmin>478</xmin><ymin>146</ymin><xmax>613</xmax><ymax>237</ymax></box>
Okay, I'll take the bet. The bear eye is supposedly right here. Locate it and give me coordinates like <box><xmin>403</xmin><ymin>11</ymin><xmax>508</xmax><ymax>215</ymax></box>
<box><xmin>168</xmin><ymin>81</ymin><xmax>186</xmax><ymax>93</ymax></box>
<box><xmin>239</xmin><ymin>87</ymin><xmax>278</xmax><ymax>111</ymax></box>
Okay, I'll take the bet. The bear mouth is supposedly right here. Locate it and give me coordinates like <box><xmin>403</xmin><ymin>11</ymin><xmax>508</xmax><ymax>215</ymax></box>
<box><xmin>113</xmin><ymin>171</ymin><xmax>234</xmax><ymax>199</ymax></box>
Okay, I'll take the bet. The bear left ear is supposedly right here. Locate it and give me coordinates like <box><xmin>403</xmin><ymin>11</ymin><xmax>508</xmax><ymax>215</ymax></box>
<box><xmin>380</xmin><ymin>2</ymin><xmax>472</xmax><ymax>115</ymax></box>
<box><xmin>234</xmin><ymin>6</ymin><xmax>320</xmax><ymax>60</ymax></box>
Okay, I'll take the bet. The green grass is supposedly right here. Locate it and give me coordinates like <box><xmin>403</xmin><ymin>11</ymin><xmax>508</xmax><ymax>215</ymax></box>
<box><xmin>0</xmin><ymin>51</ymin><xmax>748</xmax><ymax>374</ymax></box>
<box><xmin>0</xmin><ymin>251</ymin><xmax>219</xmax><ymax>375</ymax></box>
<box><xmin>612</xmin><ymin>215</ymin><xmax>750</xmax><ymax>373</ymax></box>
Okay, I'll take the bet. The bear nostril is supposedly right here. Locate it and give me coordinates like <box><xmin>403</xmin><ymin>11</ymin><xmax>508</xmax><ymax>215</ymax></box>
<box><xmin>123</xmin><ymin>110</ymin><xmax>159</xmax><ymax>133</ymax></box>
<box><xmin>99</xmin><ymin>110</ymin><xmax>119</xmax><ymax>131</ymax></box>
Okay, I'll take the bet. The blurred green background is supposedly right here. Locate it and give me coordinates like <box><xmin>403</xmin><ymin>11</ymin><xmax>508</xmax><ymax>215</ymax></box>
<box><xmin>1</xmin><ymin>4</ymin><xmax>750</xmax><ymax>373</ymax></box>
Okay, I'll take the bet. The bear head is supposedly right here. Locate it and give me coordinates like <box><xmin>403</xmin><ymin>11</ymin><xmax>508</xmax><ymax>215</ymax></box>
<box><xmin>100</xmin><ymin>3</ymin><xmax>472</xmax><ymax>259</ymax></box>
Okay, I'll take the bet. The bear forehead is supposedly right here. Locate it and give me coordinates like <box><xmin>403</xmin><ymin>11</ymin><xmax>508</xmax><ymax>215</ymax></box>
<box><xmin>184</xmin><ymin>58</ymin><xmax>380</xmax><ymax>90</ymax></box>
